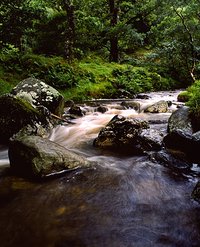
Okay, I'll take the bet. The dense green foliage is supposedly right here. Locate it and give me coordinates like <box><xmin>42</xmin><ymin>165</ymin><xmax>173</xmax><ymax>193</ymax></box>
<box><xmin>186</xmin><ymin>81</ymin><xmax>200</xmax><ymax>115</ymax></box>
<box><xmin>1</xmin><ymin>0</ymin><xmax>200</xmax><ymax>102</ymax></box>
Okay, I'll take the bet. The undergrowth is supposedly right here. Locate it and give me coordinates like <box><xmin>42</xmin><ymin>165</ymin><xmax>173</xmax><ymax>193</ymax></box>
<box><xmin>0</xmin><ymin>48</ymin><xmax>179</xmax><ymax>101</ymax></box>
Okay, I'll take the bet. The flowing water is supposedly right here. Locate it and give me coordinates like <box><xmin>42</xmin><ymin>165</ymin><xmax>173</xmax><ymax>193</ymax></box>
<box><xmin>0</xmin><ymin>91</ymin><xmax>200</xmax><ymax>247</ymax></box>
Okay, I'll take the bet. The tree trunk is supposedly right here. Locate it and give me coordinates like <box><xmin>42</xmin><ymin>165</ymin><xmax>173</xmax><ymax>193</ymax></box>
<box><xmin>173</xmin><ymin>7</ymin><xmax>196</xmax><ymax>82</ymax></box>
<box><xmin>108</xmin><ymin>0</ymin><xmax>119</xmax><ymax>62</ymax></box>
<box><xmin>63</xmin><ymin>0</ymin><xmax>75</xmax><ymax>61</ymax></box>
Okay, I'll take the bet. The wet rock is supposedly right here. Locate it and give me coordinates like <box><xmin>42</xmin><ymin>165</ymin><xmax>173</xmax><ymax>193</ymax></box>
<box><xmin>150</xmin><ymin>150</ymin><xmax>192</xmax><ymax>171</ymax></box>
<box><xmin>148</xmin><ymin>119</ymin><xmax>168</xmax><ymax>125</ymax></box>
<box><xmin>95</xmin><ymin>105</ymin><xmax>108</xmax><ymax>113</ymax></box>
<box><xmin>136</xmin><ymin>94</ymin><xmax>150</xmax><ymax>99</ymax></box>
<box><xmin>163</xmin><ymin>129</ymin><xmax>193</xmax><ymax>153</ymax></box>
<box><xmin>0</xmin><ymin>94</ymin><xmax>52</xmax><ymax>144</ymax></box>
<box><xmin>192</xmin><ymin>131</ymin><xmax>200</xmax><ymax>141</ymax></box>
<box><xmin>68</xmin><ymin>105</ymin><xmax>85</xmax><ymax>117</ymax></box>
<box><xmin>11</xmin><ymin>77</ymin><xmax>65</xmax><ymax>116</ymax></box>
<box><xmin>163</xmin><ymin>129</ymin><xmax>200</xmax><ymax>164</ymax></box>
<box><xmin>167</xmin><ymin>106</ymin><xmax>193</xmax><ymax>134</ymax></box>
<box><xmin>138</xmin><ymin>129</ymin><xmax>163</xmax><ymax>151</ymax></box>
<box><xmin>192</xmin><ymin>181</ymin><xmax>200</xmax><ymax>203</ymax></box>
<box><xmin>65</xmin><ymin>100</ymin><xmax>74</xmax><ymax>107</ymax></box>
<box><xmin>9</xmin><ymin>135</ymin><xmax>92</xmax><ymax>178</ymax></box>
<box><xmin>144</xmin><ymin>100</ymin><xmax>168</xmax><ymax>113</ymax></box>
<box><xmin>94</xmin><ymin>115</ymin><xmax>160</xmax><ymax>154</ymax></box>
<box><xmin>167</xmin><ymin>100</ymin><xmax>172</xmax><ymax>107</ymax></box>
<box><xmin>121</xmin><ymin>101</ymin><xmax>141</xmax><ymax>112</ymax></box>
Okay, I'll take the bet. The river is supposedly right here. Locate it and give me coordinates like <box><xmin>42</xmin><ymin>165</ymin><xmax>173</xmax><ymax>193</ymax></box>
<box><xmin>0</xmin><ymin>90</ymin><xmax>200</xmax><ymax>247</ymax></box>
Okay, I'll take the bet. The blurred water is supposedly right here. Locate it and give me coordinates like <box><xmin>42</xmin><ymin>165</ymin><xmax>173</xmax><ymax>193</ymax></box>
<box><xmin>0</xmin><ymin>90</ymin><xmax>200</xmax><ymax>247</ymax></box>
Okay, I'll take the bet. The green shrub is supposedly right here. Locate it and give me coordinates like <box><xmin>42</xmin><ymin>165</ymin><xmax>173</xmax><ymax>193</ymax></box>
<box><xmin>186</xmin><ymin>80</ymin><xmax>200</xmax><ymax>115</ymax></box>
<box><xmin>0</xmin><ymin>44</ymin><xmax>22</xmax><ymax>73</ymax></box>
<box><xmin>177</xmin><ymin>91</ymin><xmax>191</xmax><ymax>102</ymax></box>
<box><xmin>112</xmin><ymin>67</ymin><xmax>174</xmax><ymax>94</ymax></box>
<box><xmin>19</xmin><ymin>54</ymin><xmax>78</xmax><ymax>89</ymax></box>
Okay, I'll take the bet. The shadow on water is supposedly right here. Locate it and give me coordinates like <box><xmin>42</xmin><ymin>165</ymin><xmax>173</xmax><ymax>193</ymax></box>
<box><xmin>0</xmin><ymin>91</ymin><xmax>200</xmax><ymax>247</ymax></box>
<box><xmin>0</xmin><ymin>155</ymin><xmax>200</xmax><ymax>247</ymax></box>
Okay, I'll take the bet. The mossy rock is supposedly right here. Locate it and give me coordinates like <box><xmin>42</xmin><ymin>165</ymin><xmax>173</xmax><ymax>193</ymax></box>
<box><xmin>9</xmin><ymin>135</ymin><xmax>92</xmax><ymax>178</ymax></box>
<box><xmin>11</xmin><ymin>77</ymin><xmax>65</xmax><ymax>116</ymax></box>
<box><xmin>0</xmin><ymin>94</ymin><xmax>52</xmax><ymax>144</ymax></box>
<box><xmin>177</xmin><ymin>91</ymin><xmax>190</xmax><ymax>102</ymax></box>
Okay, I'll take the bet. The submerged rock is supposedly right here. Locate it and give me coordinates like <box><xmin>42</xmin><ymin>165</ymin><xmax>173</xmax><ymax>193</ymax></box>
<box><xmin>144</xmin><ymin>100</ymin><xmax>168</xmax><ymax>113</ymax></box>
<box><xmin>136</xmin><ymin>94</ymin><xmax>150</xmax><ymax>99</ymax></box>
<box><xmin>11</xmin><ymin>77</ymin><xmax>65</xmax><ymax>116</ymax></box>
<box><xmin>150</xmin><ymin>150</ymin><xmax>191</xmax><ymax>171</ymax></box>
<box><xmin>9</xmin><ymin>135</ymin><xmax>92</xmax><ymax>178</ymax></box>
<box><xmin>95</xmin><ymin>105</ymin><xmax>108</xmax><ymax>113</ymax></box>
<box><xmin>0</xmin><ymin>94</ymin><xmax>52</xmax><ymax>144</ymax></box>
<box><xmin>94</xmin><ymin>115</ymin><xmax>163</xmax><ymax>154</ymax></box>
<box><xmin>121</xmin><ymin>101</ymin><xmax>141</xmax><ymax>112</ymax></box>
<box><xmin>68</xmin><ymin>105</ymin><xmax>86</xmax><ymax>117</ymax></box>
<box><xmin>192</xmin><ymin>182</ymin><xmax>200</xmax><ymax>203</ymax></box>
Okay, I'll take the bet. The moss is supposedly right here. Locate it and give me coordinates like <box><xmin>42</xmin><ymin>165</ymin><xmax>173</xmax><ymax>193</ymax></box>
<box><xmin>177</xmin><ymin>91</ymin><xmax>191</xmax><ymax>102</ymax></box>
<box><xmin>0</xmin><ymin>94</ymin><xmax>50</xmax><ymax>143</ymax></box>
<box><xmin>15</xmin><ymin>96</ymin><xmax>39</xmax><ymax>114</ymax></box>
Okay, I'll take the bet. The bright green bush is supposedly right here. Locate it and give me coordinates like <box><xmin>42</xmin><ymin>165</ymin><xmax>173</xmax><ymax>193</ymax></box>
<box><xmin>186</xmin><ymin>80</ymin><xmax>200</xmax><ymax>115</ymax></box>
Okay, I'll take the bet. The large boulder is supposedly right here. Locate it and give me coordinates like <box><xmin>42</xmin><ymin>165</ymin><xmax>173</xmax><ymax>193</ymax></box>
<box><xmin>9</xmin><ymin>135</ymin><xmax>92</xmax><ymax>178</ymax></box>
<box><xmin>163</xmin><ymin>129</ymin><xmax>200</xmax><ymax>164</ymax></box>
<box><xmin>11</xmin><ymin>77</ymin><xmax>65</xmax><ymax>116</ymax></box>
<box><xmin>94</xmin><ymin>115</ymin><xmax>162</xmax><ymax>154</ymax></box>
<box><xmin>167</xmin><ymin>106</ymin><xmax>193</xmax><ymax>134</ymax></box>
<box><xmin>0</xmin><ymin>94</ymin><xmax>52</xmax><ymax>144</ymax></box>
<box><xmin>144</xmin><ymin>100</ymin><xmax>168</xmax><ymax>113</ymax></box>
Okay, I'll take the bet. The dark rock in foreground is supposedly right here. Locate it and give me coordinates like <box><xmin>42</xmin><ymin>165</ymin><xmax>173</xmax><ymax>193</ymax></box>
<box><xmin>0</xmin><ymin>78</ymin><xmax>65</xmax><ymax>144</ymax></box>
<box><xmin>0</xmin><ymin>94</ymin><xmax>52</xmax><ymax>144</ymax></box>
<box><xmin>9</xmin><ymin>135</ymin><xmax>92</xmax><ymax>178</ymax></box>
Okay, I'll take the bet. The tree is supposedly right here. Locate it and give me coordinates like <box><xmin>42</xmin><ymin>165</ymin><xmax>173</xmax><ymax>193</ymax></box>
<box><xmin>108</xmin><ymin>0</ymin><xmax>120</xmax><ymax>62</ymax></box>
<box><xmin>150</xmin><ymin>0</ymin><xmax>200</xmax><ymax>84</ymax></box>
<box><xmin>0</xmin><ymin>0</ymin><xmax>45</xmax><ymax>51</ymax></box>
<box><xmin>62</xmin><ymin>0</ymin><xmax>76</xmax><ymax>61</ymax></box>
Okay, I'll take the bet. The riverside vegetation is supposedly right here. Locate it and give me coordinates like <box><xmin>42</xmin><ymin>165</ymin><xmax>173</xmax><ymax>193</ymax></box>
<box><xmin>1</xmin><ymin>0</ymin><xmax>200</xmax><ymax>113</ymax></box>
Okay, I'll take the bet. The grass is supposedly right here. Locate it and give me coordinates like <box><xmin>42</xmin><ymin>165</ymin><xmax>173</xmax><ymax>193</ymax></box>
<box><xmin>0</xmin><ymin>51</ymin><xmax>180</xmax><ymax>101</ymax></box>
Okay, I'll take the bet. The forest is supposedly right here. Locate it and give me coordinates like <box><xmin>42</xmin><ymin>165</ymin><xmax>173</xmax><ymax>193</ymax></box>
<box><xmin>1</xmin><ymin>0</ymin><xmax>200</xmax><ymax>111</ymax></box>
